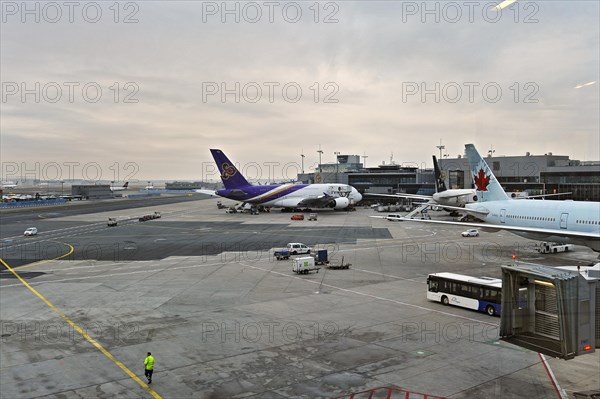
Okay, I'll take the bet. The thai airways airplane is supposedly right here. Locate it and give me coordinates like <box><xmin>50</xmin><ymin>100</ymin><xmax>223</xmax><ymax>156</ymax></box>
<box><xmin>201</xmin><ymin>149</ymin><xmax>362</xmax><ymax>209</ymax></box>
<box><xmin>378</xmin><ymin>144</ymin><xmax>600</xmax><ymax>252</ymax></box>
<box><xmin>110</xmin><ymin>182</ymin><xmax>129</xmax><ymax>191</ymax></box>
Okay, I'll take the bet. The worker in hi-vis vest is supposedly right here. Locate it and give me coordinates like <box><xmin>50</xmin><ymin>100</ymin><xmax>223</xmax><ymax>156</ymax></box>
<box><xmin>144</xmin><ymin>352</ymin><xmax>155</xmax><ymax>384</ymax></box>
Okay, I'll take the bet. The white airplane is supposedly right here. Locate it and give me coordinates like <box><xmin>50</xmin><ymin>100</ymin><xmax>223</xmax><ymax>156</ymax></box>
<box><xmin>376</xmin><ymin>144</ymin><xmax>600</xmax><ymax>252</ymax></box>
<box><xmin>110</xmin><ymin>182</ymin><xmax>129</xmax><ymax>191</ymax></box>
<box><xmin>199</xmin><ymin>149</ymin><xmax>362</xmax><ymax>209</ymax></box>
<box><xmin>368</xmin><ymin>156</ymin><xmax>477</xmax><ymax>213</ymax></box>
<box><xmin>1</xmin><ymin>181</ymin><xmax>18</xmax><ymax>189</ymax></box>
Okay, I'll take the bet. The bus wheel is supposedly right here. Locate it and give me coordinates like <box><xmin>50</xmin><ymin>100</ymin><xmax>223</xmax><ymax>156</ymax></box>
<box><xmin>486</xmin><ymin>305</ymin><xmax>495</xmax><ymax>316</ymax></box>
<box><xmin>441</xmin><ymin>296</ymin><xmax>449</xmax><ymax>305</ymax></box>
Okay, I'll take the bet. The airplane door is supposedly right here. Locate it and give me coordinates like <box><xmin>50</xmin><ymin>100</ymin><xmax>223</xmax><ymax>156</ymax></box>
<box><xmin>560</xmin><ymin>213</ymin><xmax>568</xmax><ymax>229</ymax></box>
<box><xmin>500</xmin><ymin>209</ymin><xmax>506</xmax><ymax>224</ymax></box>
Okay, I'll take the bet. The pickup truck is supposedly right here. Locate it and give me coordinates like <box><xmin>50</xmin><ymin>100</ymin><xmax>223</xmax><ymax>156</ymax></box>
<box><xmin>274</xmin><ymin>243</ymin><xmax>312</xmax><ymax>260</ymax></box>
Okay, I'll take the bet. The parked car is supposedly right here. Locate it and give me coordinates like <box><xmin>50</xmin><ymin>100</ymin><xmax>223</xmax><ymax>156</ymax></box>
<box><xmin>461</xmin><ymin>229</ymin><xmax>479</xmax><ymax>237</ymax></box>
<box><xmin>24</xmin><ymin>227</ymin><xmax>38</xmax><ymax>236</ymax></box>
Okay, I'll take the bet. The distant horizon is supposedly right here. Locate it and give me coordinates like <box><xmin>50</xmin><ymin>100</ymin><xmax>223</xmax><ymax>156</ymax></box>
<box><xmin>3</xmin><ymin>147</ymin><xmax>599</xmax><ymax>183</ymax></box>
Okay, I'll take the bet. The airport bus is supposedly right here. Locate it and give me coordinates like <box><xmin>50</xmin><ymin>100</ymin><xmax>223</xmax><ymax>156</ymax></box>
<box><xmin>426</xmin><ymin>272</ymin><xmax>502</xmax><ymax>316</ymax></box>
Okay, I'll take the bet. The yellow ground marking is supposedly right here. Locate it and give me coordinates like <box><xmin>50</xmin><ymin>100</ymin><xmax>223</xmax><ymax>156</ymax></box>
<box><xmin>13</xmin><ymin>242</ymin><xmax>74</xmax><ymax>270</ymax></box>
<box><xmin>0</xmin><ymin>258</ymin><xmax>163</xmax><ymax>399</ymax></box>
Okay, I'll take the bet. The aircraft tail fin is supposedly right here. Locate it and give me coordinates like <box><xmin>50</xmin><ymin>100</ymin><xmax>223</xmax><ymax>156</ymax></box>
<box><xmin>432</xmin><ymin>155</ymin><xmax>447</xmax><ymax>193</ymax></box>
<box><xmin>464</xmin><ymin>144</ymin><xmax>510</xmax><ymax>202</ymax></box>
<box><xmin>123</xmin><ymin>182</ymin><xmax>129</xmax><ymax>188</ymax></box>
<box><xmin>210</xmin><ymin>149</ymin><xmax>251</xmax><ymax>190</ymax></box>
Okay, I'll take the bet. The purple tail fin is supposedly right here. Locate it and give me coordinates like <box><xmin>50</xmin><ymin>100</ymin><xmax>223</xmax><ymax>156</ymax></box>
<box><xmin>210</xmin><ymin>149</ymin><xmax>251</xmax><ymax>189</ymax></box>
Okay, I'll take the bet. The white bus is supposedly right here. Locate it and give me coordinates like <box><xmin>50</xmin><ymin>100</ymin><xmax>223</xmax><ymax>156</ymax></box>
<box><xmin>427</xmin><ymin>272</ymin><xmax>502</xmax><ymax>316</ymax></box>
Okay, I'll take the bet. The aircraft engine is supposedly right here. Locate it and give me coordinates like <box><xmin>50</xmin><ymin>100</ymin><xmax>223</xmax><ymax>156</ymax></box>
<box><xmin>330</xmin><ymin>197</ymin><xmax>350</xmax><ymax>209</ymax></box>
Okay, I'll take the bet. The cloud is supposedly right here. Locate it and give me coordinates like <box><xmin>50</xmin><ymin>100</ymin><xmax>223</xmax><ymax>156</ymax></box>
<box><xmin>1</xmin><ymin>1</ymin><xmax>598</xmax><ymax>179</ymax></box>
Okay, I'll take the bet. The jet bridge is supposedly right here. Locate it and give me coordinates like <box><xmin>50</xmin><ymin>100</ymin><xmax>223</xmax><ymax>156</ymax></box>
<box><xmin>500</xmin><ymin>263</ymin><xmax>599</xmax><ymax>359</ymax></box>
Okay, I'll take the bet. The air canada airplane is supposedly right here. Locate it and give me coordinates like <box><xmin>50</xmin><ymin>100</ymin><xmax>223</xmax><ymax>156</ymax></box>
<box><xmin>110</xmin><ymin>182</ymin><xmax>129</xmax><ymax>191</ymax></box>
<box><xmin>377</xmin><ymin>144</ymin><xmax>600</xmax><ymax>252</ymax></box>
<box><xmin>199</xmin><ymin>149</ymin><xmax>362</xmax><ymax>210</ymax></box>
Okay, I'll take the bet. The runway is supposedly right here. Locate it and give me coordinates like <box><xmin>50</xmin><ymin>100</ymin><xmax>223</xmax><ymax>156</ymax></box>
<box><xmin>1</xmin><ymin>195</ymin><xmax>598</xmax><ymax>398</ymax></box>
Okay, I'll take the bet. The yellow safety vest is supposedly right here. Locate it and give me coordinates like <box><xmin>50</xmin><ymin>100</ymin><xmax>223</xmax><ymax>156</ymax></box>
<box><xmin>144</xmin><ymin>356</ymin><xmax>155</xmax><ymax>370</ymax></box>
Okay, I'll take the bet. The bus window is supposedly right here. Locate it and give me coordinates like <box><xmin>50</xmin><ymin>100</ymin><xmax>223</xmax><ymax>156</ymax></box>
<box><xmin>429</xmin><ymin>280</ymin><xmax>439</xmax><ymax>292</ymax></box>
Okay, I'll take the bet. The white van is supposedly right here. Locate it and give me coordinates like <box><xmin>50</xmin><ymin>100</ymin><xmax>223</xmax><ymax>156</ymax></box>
<box><xmin>24</xmin><ymin>227</ymin><xmax>38</xmax><ymax>236</ymax></box>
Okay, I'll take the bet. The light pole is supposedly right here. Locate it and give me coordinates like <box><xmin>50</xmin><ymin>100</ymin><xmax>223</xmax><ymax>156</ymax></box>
<box><xmin>300</xmin><ymin>152</ymin><xmax>305</xmax><ymax>174</ymax></box>
<box><xmin>436</xmin><ymin>139</ymin><xmax>445</xmax><ymax>160</ymax></box>
<box><xmin>317</xmin><ymin>147</ymin><xmax>323</xmax><ymax>173</ymax></box>
<box><xmin>334</xmin><ymin>151</ymin><xmax>340</xmax><ymax>183</ymax></box>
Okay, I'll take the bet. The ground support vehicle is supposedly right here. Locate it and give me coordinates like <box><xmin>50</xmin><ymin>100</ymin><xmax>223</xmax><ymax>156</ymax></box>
<box><xmin>274</xmin><ymin>249</ymin><xmax>290</xmax><ymax>260</ymax></box>
<box><xmin>139</xmin><ymin>212</ymin><xmax>161</xmax><ymax>222</ymax></box>
<box><xmin>24</xmin><ymin>227</ymin><xmax>38</xmax><ymax>236</ymax></box>
<box><xmin>107</xmin><ymin>218</ymin><xmax>118</xmax><ymax>227</ymax></box>
<box><xmin>292</xmin><ymin>257</ymin><xmax>320</xmax><ymax>274</ymax></box>
<box><xmin>535</xmin><ymin>242</ymin><xmax>574</xmax><ymax>254</ymax></box>
<box><xmin>311</xmin><ymin>249</ymin><xmax>329</xmax><ymax>265</ymax></box>
<box><xmin>274</xmin><ymin>243</ymin><xmax>311</xmax><ymax>260</ymax></box>
<box><xmin>326</xmin><ymin>256</ymin><xmax>351</xmax><ymax>270</ymax></box>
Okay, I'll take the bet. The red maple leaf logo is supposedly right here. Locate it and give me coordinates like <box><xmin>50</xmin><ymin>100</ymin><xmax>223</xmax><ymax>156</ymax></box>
<box><xmin>474</xmin><ymin>168</ymin><xmax>490</xmax><ymax>191</ymax></box>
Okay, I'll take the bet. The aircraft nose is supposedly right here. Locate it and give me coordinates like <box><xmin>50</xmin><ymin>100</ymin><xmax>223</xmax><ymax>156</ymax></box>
<box><xmin>354</xmin><ymin>189</ymin><xmax>362</xmax><ymax>202</ymax></box>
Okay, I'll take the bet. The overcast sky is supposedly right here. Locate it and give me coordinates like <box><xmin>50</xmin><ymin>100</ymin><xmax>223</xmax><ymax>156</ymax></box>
<box><xmin>1</xmin><ymin>1</ymin><xmax>598</xmax><ymax>182</ymax></box>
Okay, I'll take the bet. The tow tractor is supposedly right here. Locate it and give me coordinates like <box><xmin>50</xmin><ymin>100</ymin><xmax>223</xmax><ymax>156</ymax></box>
<box><xmin>535</xmin><ymin>242</ymin><xmax>574</xmax><ymax>254</ymax></box>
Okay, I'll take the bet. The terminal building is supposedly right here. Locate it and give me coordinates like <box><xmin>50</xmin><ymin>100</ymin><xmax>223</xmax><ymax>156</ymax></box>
<box><xmin>298</xmin><ymin>154</ymin><xmax>435</xmax><ymax>196</ymax></box>
<box><xmin>165</xmin><ymin>181</ymin><xmax>205</xmax><ymax>190</ymax></box>
<box><xmin>71</xmin><ymin>184</ymin><xmax>113</xmax><ymax>199</ymax></box>
<box><xmin>296</xmin><ymin>151</ymin><xmax>600</xmax><ymax>202</ymax></box>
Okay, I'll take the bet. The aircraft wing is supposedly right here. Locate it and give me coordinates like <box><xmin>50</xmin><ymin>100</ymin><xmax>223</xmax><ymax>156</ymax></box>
<box><xmin>370</xmin><ymin>216</ymin><xmax>600</xmax><ymax>239</ymax></box>
<box><xmin>367</xmin><ymin>193</ymin><xmax>432</xmax><ymax>201</ymax></box>
<box><xmin>195</xmin><ymin>189</ymin><xmax>219</xmax><ymax>197</ymax></box>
